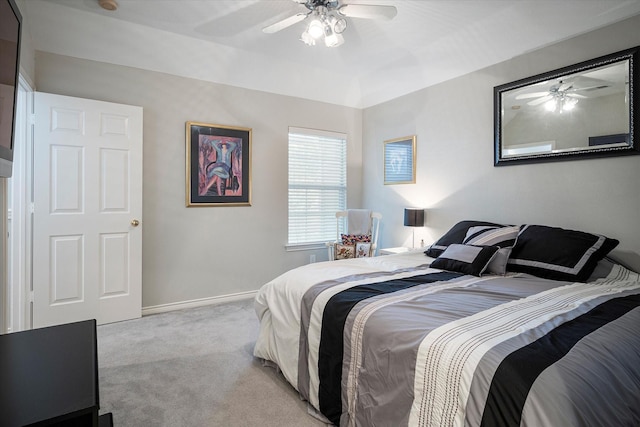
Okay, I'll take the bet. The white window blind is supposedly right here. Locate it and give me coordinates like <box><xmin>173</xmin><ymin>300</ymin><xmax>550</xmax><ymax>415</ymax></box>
<box><xmin>288</xmin><ymin>127</ymin><xmax>347</xmax><ymax>246</ymax></box>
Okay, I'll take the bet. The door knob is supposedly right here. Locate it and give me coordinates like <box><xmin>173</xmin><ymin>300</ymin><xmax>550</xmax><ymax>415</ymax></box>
<box><xmin>131</xmin><ymin>219</ymin><xmax>140</xmax><ymax>227</ymax></box>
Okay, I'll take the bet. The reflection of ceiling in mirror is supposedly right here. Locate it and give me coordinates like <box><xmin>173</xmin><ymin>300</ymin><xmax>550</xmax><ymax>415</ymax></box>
<box><xmin>503</xmin><ymin>91</ymin><xmax>628</xmax><ymax>151</ymax></box>
<box><xmin>502</xmin><ymin>60</ymin><xmax>629</xmax><ymax>125</ymax></box>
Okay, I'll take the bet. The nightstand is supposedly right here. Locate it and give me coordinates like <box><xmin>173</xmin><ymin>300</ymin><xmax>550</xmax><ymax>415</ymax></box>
<box><xmin>379</xmin><ymin>247</ymin><xmax>412</xmax><ymax>255</ymax></box>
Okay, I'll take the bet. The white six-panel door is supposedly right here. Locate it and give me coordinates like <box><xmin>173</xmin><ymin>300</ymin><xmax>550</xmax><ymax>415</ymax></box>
<box><xmin>33</xmin><ymin>92</ymin><xmax>143</xmax><ymax>327</ymax></box>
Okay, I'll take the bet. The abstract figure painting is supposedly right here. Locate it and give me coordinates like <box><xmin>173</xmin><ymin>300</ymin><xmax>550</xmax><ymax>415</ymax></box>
<box><xmin>186</xmin><ymin>122</ymin><xmax>252</xmax><ymax>206</ymax></box>
<box><xmin>384</xmin><ymin>135</ymin><xmax>416</xmax><ymax>184</ymax></box>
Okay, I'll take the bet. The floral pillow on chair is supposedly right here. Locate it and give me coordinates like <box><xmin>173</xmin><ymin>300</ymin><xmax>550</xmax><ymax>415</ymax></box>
<box><xmin>335</xmin><ymin>243</ymin><xmax>356</xmax><ymax>260</ymax></box>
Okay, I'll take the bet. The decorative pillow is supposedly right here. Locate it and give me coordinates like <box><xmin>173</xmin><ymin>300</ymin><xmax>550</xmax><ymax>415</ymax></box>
<box><xmin>463</xmin><ymin>225</ymin><xmax>520</xmax><ymax>247</ymax></box>
<box><xmin>355</xmin><ymin>242</ymin><xmax>372</xmax><ymax>258</ymax></box>
<box><xmin>341</xmin><ymin>234</ymin><xmax>371</xmax><ymax>245</ymax></box>
<box><xmin>430</xmin><ymin>244</ymin><xmax>500</xmax><ymax>277</ymax></box>
<box><xmin>463</xmin><ymin>225</ymin><xmax>520</xmax><ymax>275</ymax></box>
<box><xmin>335</xmin><ymin>243</ymin><xmax>355</xmax><ymax>260</ymax></box>
<box><xmin>484</xmin><ymin>247</ymin><xmax>512</xmax><ymax>275</ymax></box>
<box><xmin>586</xmin><ymin>257</ymin><xmax>617</xmax><ymax>282</ymax></box>
<box><xmin>507</xmin><ymin>225</ymin><xmax>619</xmax><ymax>282</ymax></box>
<box><xmin>424</xmin><ymin>220</ymin><xmax>505</xmax><ymax>258</ymax></box>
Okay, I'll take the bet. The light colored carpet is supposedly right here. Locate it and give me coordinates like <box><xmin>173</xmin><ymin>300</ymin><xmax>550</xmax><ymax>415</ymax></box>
<box><xmin>97</xmin><ymin>298</ymin><xmax>327</xmax><ymax>426</ymax></box>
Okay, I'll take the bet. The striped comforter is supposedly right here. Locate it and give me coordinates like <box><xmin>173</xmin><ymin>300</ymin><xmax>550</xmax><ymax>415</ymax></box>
<box><xmin>253</xmin><ymin>251</ymin><xmax>640</xmax><ymax>426</ymax></box>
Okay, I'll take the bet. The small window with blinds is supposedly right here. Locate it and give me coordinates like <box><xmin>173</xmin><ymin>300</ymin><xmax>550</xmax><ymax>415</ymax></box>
<box><xmin>288</xmin><ymin>127</ymin><xmax>347</xmax><ymax>246</ymax></box>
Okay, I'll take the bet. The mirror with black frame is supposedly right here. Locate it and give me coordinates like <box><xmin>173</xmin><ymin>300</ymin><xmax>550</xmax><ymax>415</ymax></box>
<box><xmin>494</xmin><ymin>46</ymin><xmax>639</xmax><ymax>166</ymax></box>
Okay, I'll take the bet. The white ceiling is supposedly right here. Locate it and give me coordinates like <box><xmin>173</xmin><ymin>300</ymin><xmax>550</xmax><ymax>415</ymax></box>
<box><xmin>23</xmin><ymin>0</ymin><xmax>640</xmax><ymax>108</ymax></box>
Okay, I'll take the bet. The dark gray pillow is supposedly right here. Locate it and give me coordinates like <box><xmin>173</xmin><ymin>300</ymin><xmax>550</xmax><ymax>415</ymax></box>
<box><xmin>430</xmin><ymin>244</ymin><xmax>500</xmax><ymax>277</ymax></box>
<box><xmin>463</xmin><ymin>225</ymin><xmax>521</xmax><ymax>275</ymax></box>
<box><xmin>507</xmin><ymin>225</ymin><xmax>619</xmax><ymax>282</ymax></box>
<box><xmin>424</xmin><ymin>220</ymin><xmax>505</xmax><ymax>258</ymax></box>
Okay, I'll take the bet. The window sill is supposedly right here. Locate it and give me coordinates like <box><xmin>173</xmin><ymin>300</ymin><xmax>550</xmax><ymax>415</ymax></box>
<box><xmin>285</xmin><ymin>242</ymin><xmax>330</xmax><ymax>252</ymax></box>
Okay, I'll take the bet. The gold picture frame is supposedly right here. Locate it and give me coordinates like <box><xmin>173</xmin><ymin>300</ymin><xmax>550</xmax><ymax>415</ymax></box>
<box><xmin>186</xmin><ymin>121</ymin><xmax>252</xmax><ymax>207</ymax></box>
<box><xmin>384</xmin><ymin>135</ymin><xmax>416</xmax><ymax>184</ymax></box>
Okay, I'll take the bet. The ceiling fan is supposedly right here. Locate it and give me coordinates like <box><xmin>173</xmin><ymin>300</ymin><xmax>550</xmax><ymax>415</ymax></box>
<box><xmin>262</xmin><ymin>0</ymin><xmax>397</xmax><ymax>47</ymax></box>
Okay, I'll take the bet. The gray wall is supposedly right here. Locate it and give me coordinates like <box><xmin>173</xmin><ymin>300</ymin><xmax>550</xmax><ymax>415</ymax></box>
<box><xmin>15</xmin><ymin>0</ymin><xmax>35</xmax><ymax>83</ymax></box>
<box><xmin>363</xmin><ymin>14</ymin><xmax>640</xmax><ymax>269</ymax></box>
<box><xmin>16</xmin><ymin>12</ymin><xmax>640</xmax><ymax>311</ymax></box>
<box><xmin>35</xmin><ymin>53</ymin><xmax>363</xmax><ymax>308</ymax></box>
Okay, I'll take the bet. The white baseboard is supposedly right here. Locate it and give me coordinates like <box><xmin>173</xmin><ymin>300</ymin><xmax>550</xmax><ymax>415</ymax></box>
<box><xmin>142</xmin><ymin>290</ymin><xmax>257</xmax><ymax>316</ymax></box>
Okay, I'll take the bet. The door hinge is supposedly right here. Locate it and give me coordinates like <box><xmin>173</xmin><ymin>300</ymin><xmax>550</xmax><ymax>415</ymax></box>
<box><xmin>29</xmin><ymin>202</ymin><xmax>35</xmax><ymax>214</ymax></box>
<box><xmin>28</xmin><ymin>291</ymin><xmax>34</xmax><ymax>304</ymax></box>
<box><xmin>29</xmin><ymin>114</ymin><xmax>36</xmax><ymax>126</ymax></box>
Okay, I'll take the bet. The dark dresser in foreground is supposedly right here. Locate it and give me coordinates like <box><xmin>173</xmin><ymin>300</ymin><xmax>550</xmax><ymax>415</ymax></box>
<box><xmin>0</xmin><ymin>319</ymin><xmax>113</xmax><ymax>426</ymax></box>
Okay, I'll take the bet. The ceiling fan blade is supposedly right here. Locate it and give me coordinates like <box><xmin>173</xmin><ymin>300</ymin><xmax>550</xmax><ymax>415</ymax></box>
<box><xmin>557</xmin><ymin>82</ymin><xmax>573</xmax><ymax>91</ymax></box>
<box><xmin>262</xmin><ymin>13</ymin><xmax>308</xmax><ymax>34</ymax></box>
<box><xmin>572</xmin><ymin>84</ymin><xmax>610</xmax><ymax>92</ymax></box>
<box><xmin>528</xmin><ymin>95</ymin><xmax>552</xmax><ymax>106</ymax></box>
<box><xmin>567</xmin><ymin>93</ymin><xmax>588</xmax><ymax>99</ymax></box>
<box><xmin>515</xmin><ymin>91</ymin><xmax>549</xmax><ymax>100</ymax></box>
<box><xmin>338</xmin><ymin>4</ymin><xmax>397</xmax><ymax>20</ymax></box>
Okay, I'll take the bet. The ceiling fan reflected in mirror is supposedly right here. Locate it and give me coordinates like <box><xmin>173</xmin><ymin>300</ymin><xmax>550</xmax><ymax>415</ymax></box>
<box><xmin>515</xmin><ymin>79</ymin><xmax>610</xmax><ymax>113</ymax></box>
<box><xmin>262</xmin><ymin>0</ymin><xmax>397</xmax><ymax>47</ymax></box>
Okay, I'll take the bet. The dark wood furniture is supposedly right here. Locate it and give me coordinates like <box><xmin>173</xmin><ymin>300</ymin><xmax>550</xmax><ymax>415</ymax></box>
<box><xmin>0</xmin><ymin>319</ymin><xmax>113</xmax><ymax>426</ymax></box>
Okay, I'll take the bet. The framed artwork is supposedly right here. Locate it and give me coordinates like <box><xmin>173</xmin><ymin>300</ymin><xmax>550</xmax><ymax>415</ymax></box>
<box><xmin>186</xmin><ymin>121</ymin><xmax>252</xmax><ymax>207</ymax></box>
<box><xmin>384</xmin><ymin>135</ymin><xmax>416</xmax><ymax>184</ymax></box>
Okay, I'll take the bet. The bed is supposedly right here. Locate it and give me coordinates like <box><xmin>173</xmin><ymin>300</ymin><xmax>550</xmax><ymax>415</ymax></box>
<box><xmin>253</xmin><ymin>221</ymin><xmax>640</xmax><ymax>426</ymax></box>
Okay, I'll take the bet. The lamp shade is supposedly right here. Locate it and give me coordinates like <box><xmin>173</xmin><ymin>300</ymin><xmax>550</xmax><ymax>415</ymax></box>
<box><xmin>404</xmin><ymin>208</ymin><xmax>425</xmax><ymax>227</ymax></box>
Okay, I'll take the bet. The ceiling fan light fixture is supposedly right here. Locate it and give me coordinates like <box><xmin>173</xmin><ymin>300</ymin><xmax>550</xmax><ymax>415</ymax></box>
<box><xmin>265</xmin><ymin>0</ymin><xmax>396</xmax><ymax>48</ymax></box>
<box><xmin>331</xmin><ymin>16</ymin><xmax>347</xmax><ymax>34</ymax></box>
<box><xmin>563</xmin><ymin>97</ymin><xmax>578</xmax><ymax>111</ymax></box>
<box><xmin>308</xmin><ymin>19</ymin><xmax>325</xmax><ymax>39</ymax></box>
<box><xmin>545</xmin><ymin>99</ymin><xmax>557</xmax><ymax>112</ymax></box>
<box><xmin>300</xmin><ymin>30</ymin><xmax>316</xmax><ymax>45</ymax></box>
<box><xmin>325</xmin><ymin>32</ymin><xmax>344</xmax><ymax>47</ymax></box>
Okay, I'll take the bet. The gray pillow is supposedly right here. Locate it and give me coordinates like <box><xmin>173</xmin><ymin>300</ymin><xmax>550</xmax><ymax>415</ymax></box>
<box><xmin>463</xmin><ymin>225</ymin><xmax>520</xmax><ymax>275</ymax></box>
<box><xmin>424</xmin><ymin>220</ymin><xmax>505</xmax><ymax>258</ymax></box>
<box><xmin>430</xmin><ymin>244</ymin><xmax>499</xmax><ymax>277</ymax></box>
<box><xmin>463</xmin><ymin>225</ymin><xmax>520</xmax><ymax>248</ymax></box>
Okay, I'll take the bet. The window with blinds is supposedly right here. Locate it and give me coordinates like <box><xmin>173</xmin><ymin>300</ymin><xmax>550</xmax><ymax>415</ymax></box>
<box><xmin>288</xmin><ymin>127</ymin><xmax>347</xmax><ymax>246</ymax></box>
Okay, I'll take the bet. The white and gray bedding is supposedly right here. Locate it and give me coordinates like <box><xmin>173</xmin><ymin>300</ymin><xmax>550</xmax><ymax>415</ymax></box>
<box><xmin>254</xmin><ymin>223</ymin><xmax>640</xmax><ymax>426</ymax></box>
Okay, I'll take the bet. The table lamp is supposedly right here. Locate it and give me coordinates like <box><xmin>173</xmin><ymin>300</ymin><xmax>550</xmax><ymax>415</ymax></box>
<box><xmin>404</xmin><ymin>208</ymin><xmax>425</xmax><ymax>248</ymax></box>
